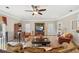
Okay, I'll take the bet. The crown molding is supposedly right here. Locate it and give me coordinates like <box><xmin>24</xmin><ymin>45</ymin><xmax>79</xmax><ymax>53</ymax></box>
<box><xmin>58</xmin><ymin>9</ymin><xmax>79</xmax><ymax>20</ymax></box>
<box><xmin>0</xmin><ymin>9</ymin><xmax>24</xmax><ymax>20</ymax></box>
<box><xmin>0</xmin><ymin>8</ymin><xmax>79</xmax><ymax>21</ymax></box>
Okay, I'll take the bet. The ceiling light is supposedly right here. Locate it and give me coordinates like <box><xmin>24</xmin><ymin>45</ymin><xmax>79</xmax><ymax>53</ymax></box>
<box><xmin>33</xmin><ymin>11</ymin><xmax>38</xmax><ymax>14</ymax></box>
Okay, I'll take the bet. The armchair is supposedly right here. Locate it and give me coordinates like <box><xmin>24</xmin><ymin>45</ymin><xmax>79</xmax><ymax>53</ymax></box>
<box><xmin>58</xmin><ymin>33</ymin><xmax>73</xmax><ymax>44</ymax></box>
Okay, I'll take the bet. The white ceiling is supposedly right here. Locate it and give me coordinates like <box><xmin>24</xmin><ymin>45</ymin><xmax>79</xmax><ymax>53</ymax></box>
<box><xmin>0</xmin><ymin>5</ymin><xmax>79</xmax><ymax>21</ymax></box>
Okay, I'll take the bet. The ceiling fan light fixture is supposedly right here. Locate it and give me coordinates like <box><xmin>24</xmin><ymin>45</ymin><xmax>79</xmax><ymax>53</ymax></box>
<box><xmin>25</xmin><ymin>5</ymin><xmax>46</xmax><ymax>15</ymax></box>
<box><xmin>33</xmin><ymin>11</ymin><xmax>38</xmax><ymax>14</ymax></box>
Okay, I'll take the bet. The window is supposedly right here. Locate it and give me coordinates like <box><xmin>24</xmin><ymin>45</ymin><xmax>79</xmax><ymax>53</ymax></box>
<box><xmin>47</xmin><ymin>23</ymin><xmax>56</xmax><ymax>35</ymax></box>
<box><xmin>25</xmin><ymin>24</ymin><xmax>31</xmax><ymax>32</ymax></box>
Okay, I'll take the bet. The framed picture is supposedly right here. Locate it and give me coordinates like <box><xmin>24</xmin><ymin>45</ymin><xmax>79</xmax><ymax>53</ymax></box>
<box><xmin>76</xmin><ymin>20</ymin><xmax>79</xmax><ymax>32</ymax></box>
<box><xmin>72</xmin><ymin>20</ymin><xmax>77</xmax><ymax>30</ymax></box>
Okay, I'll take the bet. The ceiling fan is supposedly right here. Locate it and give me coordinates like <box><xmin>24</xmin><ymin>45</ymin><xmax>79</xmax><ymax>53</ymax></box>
<box><xmin>25</xmin><ymin>5</ymin><xmax>46</xmax><ymax>15</ymax></box>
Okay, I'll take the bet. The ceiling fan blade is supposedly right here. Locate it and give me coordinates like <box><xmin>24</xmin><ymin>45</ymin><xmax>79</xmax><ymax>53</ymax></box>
<box><xmin>38</xmin><ymin>12</ymin><xmax>42</xmax><ymax>15</ymax></box>
<box><xmin>31</xmin><ymin>5</ymin><xmax>36</xmax><ymax>10</ymax></box>
<box><xmin>25</xmin><ymin>10</ymin><xmax>33</xmax><ymax>12</ymax></box>
<box><xmin>31</xmin><ymin>5</ymin><xmax>38</xmax><ymax>11</ymax></box>
<box><xmin>31</xmin><ymin>5</ymin><xmax>35</xmax><ymax>8</ymax></box>
<box><xmin>39</xmin><ymin>9</ymin><xmax>46</xmax><ymax>11</ymax></box>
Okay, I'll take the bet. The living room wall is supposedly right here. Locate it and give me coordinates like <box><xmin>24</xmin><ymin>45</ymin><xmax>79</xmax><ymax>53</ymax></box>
<box><xmin>20</xmin><ymin>20</ymin><xmax>57</xmax><ymax>36</ymax></box>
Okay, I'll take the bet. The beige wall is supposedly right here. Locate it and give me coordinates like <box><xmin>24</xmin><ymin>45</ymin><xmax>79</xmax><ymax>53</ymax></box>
<box><xmin>0</xmin><ymin>16</ymin><xmax>2</xmax><ymax>22</ymax></box>
<box><xmin>57</xmin><ymin>14</ymin><xmax>77</xmax><ymax>33</ymax></box>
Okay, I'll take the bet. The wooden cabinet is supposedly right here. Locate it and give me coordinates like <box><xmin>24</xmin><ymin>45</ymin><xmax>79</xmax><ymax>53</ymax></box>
<box><xmin>2</xmin><ymin>16</ymin><xmax>7</xmax><ymax>25</ymax></box>
<box><xmin>14</xmin><ymin>23</ymin><xmax>22</xmax><ymax>39</ymax></box>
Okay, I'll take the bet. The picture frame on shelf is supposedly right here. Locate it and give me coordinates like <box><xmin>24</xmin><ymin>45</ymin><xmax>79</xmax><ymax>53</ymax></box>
<box><xmin>72</xmin><ymin>20</ymin><xmax>77</xmax><ymax>30</ymax></box>
<box><xmin>76</xmin><ymin>20</ymin><xmax>79</xmax><ymax>33</ymax></box>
